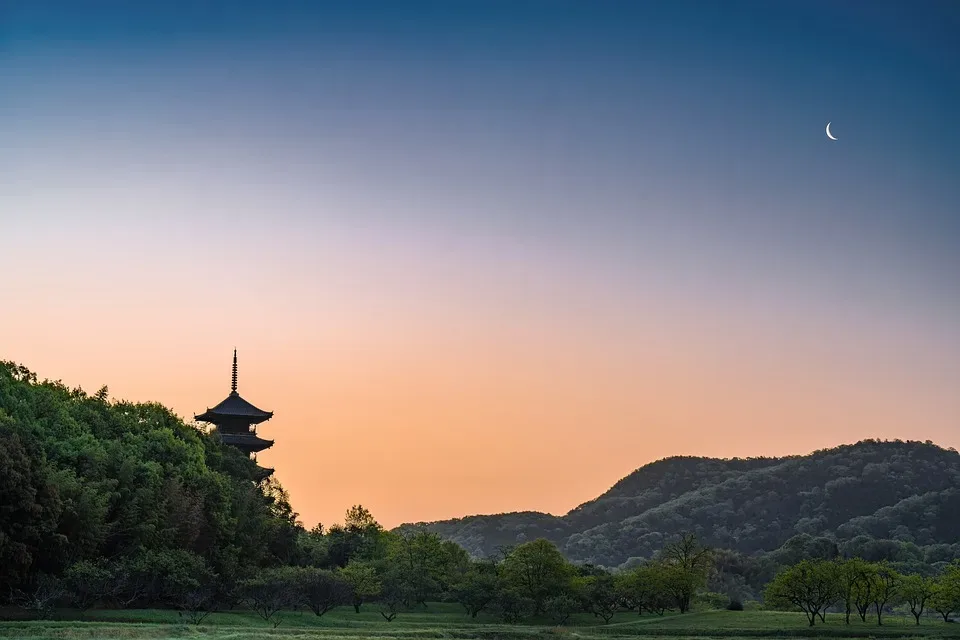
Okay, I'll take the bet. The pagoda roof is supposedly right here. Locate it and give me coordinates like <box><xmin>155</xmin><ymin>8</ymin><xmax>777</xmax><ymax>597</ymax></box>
<box><xmin>253</xmin><ymin>465</ymin><xmax>275</xmax><ymax>480</ymax></box>
<box><xmin>195</xmin><ymin>391</ymin><xmax>273</xmax><ymax>424</ymax></box>
<box><xmin>194</xmin><ymin>350</ymin><xmax>273</xmax><ymax>425</ymax></box>
<box><xmin>216</xmin><ymin>430</ymin><xmax>275</xmax><ymax>453</ymax></box>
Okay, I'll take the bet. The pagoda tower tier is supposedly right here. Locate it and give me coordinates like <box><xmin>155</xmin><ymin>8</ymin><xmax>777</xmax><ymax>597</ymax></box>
<box><xmin>195</xmin><ymin>350</ymin><xmax>275</xmax><ymax>477</ymax></box>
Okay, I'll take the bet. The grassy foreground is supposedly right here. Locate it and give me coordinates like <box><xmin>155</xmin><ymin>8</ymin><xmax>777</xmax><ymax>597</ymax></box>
<box><xmin>2</xmin><ymin>605</ymin><xmax>959</xmax><ymax>640</ymax></box>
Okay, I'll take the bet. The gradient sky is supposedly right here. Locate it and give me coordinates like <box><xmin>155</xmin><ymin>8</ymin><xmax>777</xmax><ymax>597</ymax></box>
<box><xmin>2</xmin><ymin>1</ymin><xmax>959</xmax><ymax>529</ymax></box>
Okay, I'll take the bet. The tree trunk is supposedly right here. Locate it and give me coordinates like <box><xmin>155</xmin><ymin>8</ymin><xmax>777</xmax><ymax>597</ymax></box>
<box><xmin>354</xmin><ymin>603</ymin><xmax>361</xmax><ymax>614</ymax></box>
<box><xmin>913</xmin><ymin>610</ymin><xmax>921</xmax><ymax>625</ymax></box>
<box><xmin>875</xmin><ymin>603</ymin><xmax>883</xmax><ymax>626</ymax></box>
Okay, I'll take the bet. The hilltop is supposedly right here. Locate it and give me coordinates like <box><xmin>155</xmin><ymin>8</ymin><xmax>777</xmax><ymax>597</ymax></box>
<box><xmin>400</xmin><ymin>440</ymin><xmax>960</xmax><ymax>567</ymax></box>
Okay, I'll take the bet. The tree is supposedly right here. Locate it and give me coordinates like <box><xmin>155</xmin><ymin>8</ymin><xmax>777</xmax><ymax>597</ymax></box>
<box><xmin>176</xmin><ymin>583</ymin><xmax>220</xmax><ymax>625</ymax></box>
<box><xmin>661</xmin><ymin>534</ymin><xmax>714</xmax><ymax>574</ymax></box>
<box><xmin>345</xmin><ymin>505</ymin><xmax>380</xmax><ymax>532</ymax></box>
<box><xmin>583</xmin><ymin>573</ymin><xmax>620</xmax><ymax>623</ymax></box>
<box><xmin>492</xmin><ymin>588</ymin><xmax>535</xmax><ymax>623</ymax></box>
<box><xmin>452</xmin><ymin>560</ymin><xmax>499</xmax><ymax>618</ymax></box>
<box><xmin>390</xmin><ymin>529</ymin><xmax>447</xmax><ymax>606</ymax></box>
<box><xmin>376</xmin><ymin>570</ymin><xmax>412</xmax><ymax>621</ymax></box>
<box><xmin>834</xmin><ymin>558</ymin><xmax>870</xmax><ymax>625</ymax></box>
<box><xmin>931</xmin><ymin>563</ymin><xmax>960</xmax><ymax>622</ymax></box>
<box><xmin>617</xmin><ymin>563</ymin><xmax>670</xmax><ymax>615</ymax></box>
<box><xmin>295</xmin><ymin>525</ymin><xmax>330</xmax><ymax>568</ymax></box>
<box><xmin>850</xmin><ymin>561</ymin><xmax>878</xmax><ymax>622</ymax></box>
<box><xmin>901</xmin><ymin>574</ymin><xmax>934</xmax><ymax>625</ymax></box>
<box><xmin>658</xmin><ymin>534</ymin><xmax>713</xmax><ymax>613</ymax></box>
<box><xmin>499</xmin><ymin>539</ymin><xmax>574</xmax><ymax>615</ymax></box>
<box><xmin>242</xmin><ymin>568</ymin><xmax>298</xmax><ymax>628</ymax></box>
<box><xmin>340</xmin><ymin>561</ymin><xmax>381</xmax><ymax>613</ymax></box>
<box><xmin>871</xmin><ymin>563</ymin><xmax>901</xmax><ymax>626</ymax></box>
<box><xmin>293</xmin><ymin>567</ymin><xmax>351</xmax><ymax>616</ymax></box>
<box><xmin>9</xmin><ymin>574</ymin><xmax>64</xmax><ymax>620</ymax></box>
<box><xmin>0</xmin><ymin>417</ymin><xmax>64</xmax><ymax>595</ymax></box>
<box><xmin>327</xmin><ymin>506</ymin><xmax>386</xmax><ymax>567</ymax></box>
<box><xmin>63</xmin><ymin>559</ymin><xmax>113</xmax><ymax>616</ymax></box>
<box><xmin>763</xmin><ymin>560</ymin><xmax>837</xmax><ymax>626</ymax></box>
<box><xmin>546</xmin><ymin>594</ymin><xmax>579</xmax><ymax>625</ymax></box>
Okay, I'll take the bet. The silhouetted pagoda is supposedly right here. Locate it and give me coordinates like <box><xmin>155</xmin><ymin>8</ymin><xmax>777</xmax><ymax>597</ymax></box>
<box><xmin>195</xmin><ymin>350</ymin><xmax>275</xmax><ymax>479</ymax></box>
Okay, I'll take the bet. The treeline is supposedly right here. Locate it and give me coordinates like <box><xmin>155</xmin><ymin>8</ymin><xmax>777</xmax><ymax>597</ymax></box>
<box><xmin>237</xmin><ymin>524</ymin><xmax>716</xmax><ymax>626</ymax></box>
<box><xmin>765</xmin><ymin>558</ymin><xmax>960</xmax><ymax>626</ymax></box>
<box><xmin>3</xmin><ymin>496</ymin><xmax>718</xmax><ymax>626</ymax></box>
<box><xmin>703</xmin><ymin>532</ymin><xmax>960</xmax><ymax>603</ymax></box>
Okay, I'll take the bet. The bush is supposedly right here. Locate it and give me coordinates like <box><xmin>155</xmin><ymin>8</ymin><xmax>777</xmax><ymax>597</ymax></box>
<box><xmin>726</xmin><ymin>599</ymin><xmax>744</xmax><ymax>611</ymax></box>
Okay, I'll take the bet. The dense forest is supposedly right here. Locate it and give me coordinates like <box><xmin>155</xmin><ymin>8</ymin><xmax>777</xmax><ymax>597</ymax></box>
<box><xmin>406</xmin><ymin>441</ymin><xmax>960</xmax><ymax>569</ymax></box>
<box><xmin>2</xmin><ymin>359</ymin><xmax>959</xmax><ymax>626</ymax></box>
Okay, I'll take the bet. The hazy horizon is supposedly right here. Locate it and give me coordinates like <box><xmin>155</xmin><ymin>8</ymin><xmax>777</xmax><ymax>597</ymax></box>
<box><xmin>3</xmin><ymin>0</ymin><xmax>958</xmax><ymax>530</ymax></box>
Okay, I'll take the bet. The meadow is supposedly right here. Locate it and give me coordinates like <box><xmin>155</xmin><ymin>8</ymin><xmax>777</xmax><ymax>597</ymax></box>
<box><xmin>2</xmin><ymin>605</ymin><xmax>959</xmax><ymax>640</ymax></box>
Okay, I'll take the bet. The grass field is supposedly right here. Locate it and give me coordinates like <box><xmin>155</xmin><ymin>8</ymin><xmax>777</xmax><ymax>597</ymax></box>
<box><xmin>2</xmin><ymin>605</ymin><xmax>958</xmax><ymax>640</ymax></box>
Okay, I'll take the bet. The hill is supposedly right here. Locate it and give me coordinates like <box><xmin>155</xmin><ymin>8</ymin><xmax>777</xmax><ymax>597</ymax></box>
<box><xmin>400</xmin><ymin>440</ymin><xmax>960</xmax><ymax>567</ymax></box>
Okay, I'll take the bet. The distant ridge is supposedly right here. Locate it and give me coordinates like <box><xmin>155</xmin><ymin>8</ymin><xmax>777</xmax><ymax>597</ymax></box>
<box><xmin>398</xmin><ymin>440</ymin><xmax>960</xmax><ymax>567</ymax></box>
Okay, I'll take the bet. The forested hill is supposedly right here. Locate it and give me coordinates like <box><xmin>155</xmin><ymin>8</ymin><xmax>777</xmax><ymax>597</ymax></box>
<box><xmin>0</xmin><ymin>360</ymin><xmax>302</xmax><ymax>597</ymax></box>
<box><xmin>401</xmin><ymin>440</ymin><xmax>960</xmax><ymax>567</ymax></box>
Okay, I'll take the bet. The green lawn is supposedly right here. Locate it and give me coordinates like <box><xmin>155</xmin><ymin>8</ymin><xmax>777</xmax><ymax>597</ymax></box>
<box><xmin>1</xmin><ymin>606</ymin><xmax>958</xmax><ymax>640</ymax></box>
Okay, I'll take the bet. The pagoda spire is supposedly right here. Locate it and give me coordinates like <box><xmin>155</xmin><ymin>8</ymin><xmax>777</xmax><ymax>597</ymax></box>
<box><xmin>231</xmin><ymin>348</ymin><xmax>238</xmax><ymax>394</ymax></box>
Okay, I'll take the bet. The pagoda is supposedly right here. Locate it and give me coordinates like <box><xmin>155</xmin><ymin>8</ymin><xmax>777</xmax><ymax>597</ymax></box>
<box><xmin>195</xmin><ymin>350</ymin><xmax>275</xmax><ymax>479</ymax></box>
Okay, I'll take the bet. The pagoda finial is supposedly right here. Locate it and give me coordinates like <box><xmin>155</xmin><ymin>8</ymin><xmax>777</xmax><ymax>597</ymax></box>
<box><xmin>231</xmin><ymin>349</ymin><xmax>238</xmax><ymax>394</ymax></box>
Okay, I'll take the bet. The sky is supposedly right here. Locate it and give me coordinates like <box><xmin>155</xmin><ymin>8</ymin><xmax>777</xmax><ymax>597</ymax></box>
<box><xmin>2</xmin><ymin>0</ymin><xmax>959</xmax><ymax>530</ymax></box>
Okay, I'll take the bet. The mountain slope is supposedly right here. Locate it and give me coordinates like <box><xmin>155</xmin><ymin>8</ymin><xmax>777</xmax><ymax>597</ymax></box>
<box><xmin>400</xmin><ymin>440</ymin><xmax>960</xmax><ymax>567</ymax></box>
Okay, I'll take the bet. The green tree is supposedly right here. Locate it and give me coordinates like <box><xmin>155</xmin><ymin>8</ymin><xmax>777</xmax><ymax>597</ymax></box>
<box><xmin>617</xmin><ymin>562</ymin><xmax>670</xmax><ymax>615</ymax></box>
<box><xmin>658</xmin><ymin>534</ymin><xmax>713</xmax><ymax>613</ymax></box>
<box><xmin>763</xmin><ymin>560</ymin><xmax>837</xmax><ymax>626</ymax></box>
<box><xmin>63</xmin><ymin>559</ymin><xmax>113</xmax><ymax>616</ymax></box>
<box><xmin>377</xmin><ymin>568</ymin><xmax>413</xmax><ymax>621</ymax></box>
<box><xmin>901</xmin><ymin>574</ymin><xmax>935</xmax><ymax>625</ymax></box>
<box><xmin>452</xmin><ymin>560</ymin><xmax>499</xmax><ymax>618</ymax></box>
<box><xmin>931</xmin><ymin>563</ymin><xmax>960</xmax><ymax>622</ymax></box>
<box><xmin>327</xmin><ymin>505</ymin><xmax>386</xmax><ymax>567</ymax></box>
<box><xmin>871</xmin><ymin>563</ymin><xmax>901</xmax><ymax>626</ymax></box>
<box><xmin>834</xmin><ymin>558</ymin><xmax>870</xmax><ymax>624</ymax></box>
<box><xmin>389</xmin><ymin>529</ymin><xmax>447</xmax><ymax>606</ymax></box>
<box><xmin>292</xmin><ymin>567</ymin><xmax>351</xmax><ymax>616</ymax></box>
<box><xmin>583</xmin><ymin>573</ymin><xmax>620</xmax><ymax>623</ymax></box>
<box><xmin>499</xmin><ymin>539</ymin><xmax>574</xmax><ymax>614</ymax></box>
<box><xmin>242</xmin><ymin>567</ymin><xmax>298</xmax><ymax>628</ymax></box>
<box><xmin>340</xmin><ymin>561</ymin><xmax>382</xmax><ymax>613</ymax></box>
<box><xmin>0</xmin><ymin>415</ymin><xmax>64</xmax><ymax>594</ymax></box>
<box><xmin>545</xmin><ymin>594</ymin><xmax>580</xmax><ymax>625</ymax></box>
<box><xmin>492</xmin><ymin>587</ymin><xmax>535</xmax><ymax>623</ymax></box>
<box><xmin>851</xmin><ymin>561</ymin><xmax>878</xmax><ymax>622</ymax></box>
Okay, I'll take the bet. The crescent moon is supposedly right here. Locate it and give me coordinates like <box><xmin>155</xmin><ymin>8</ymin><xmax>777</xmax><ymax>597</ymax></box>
<box><xmin>825</xmin><ymin>122</ymin><xmax>838</xmax><ymax>141</ymax></box>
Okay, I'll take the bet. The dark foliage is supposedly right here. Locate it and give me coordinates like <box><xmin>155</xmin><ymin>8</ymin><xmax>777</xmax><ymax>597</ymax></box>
<box><xmin>0</xmin><ymin>361</ymin><xmax>300</xmax><ymax>603</ymax></box>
